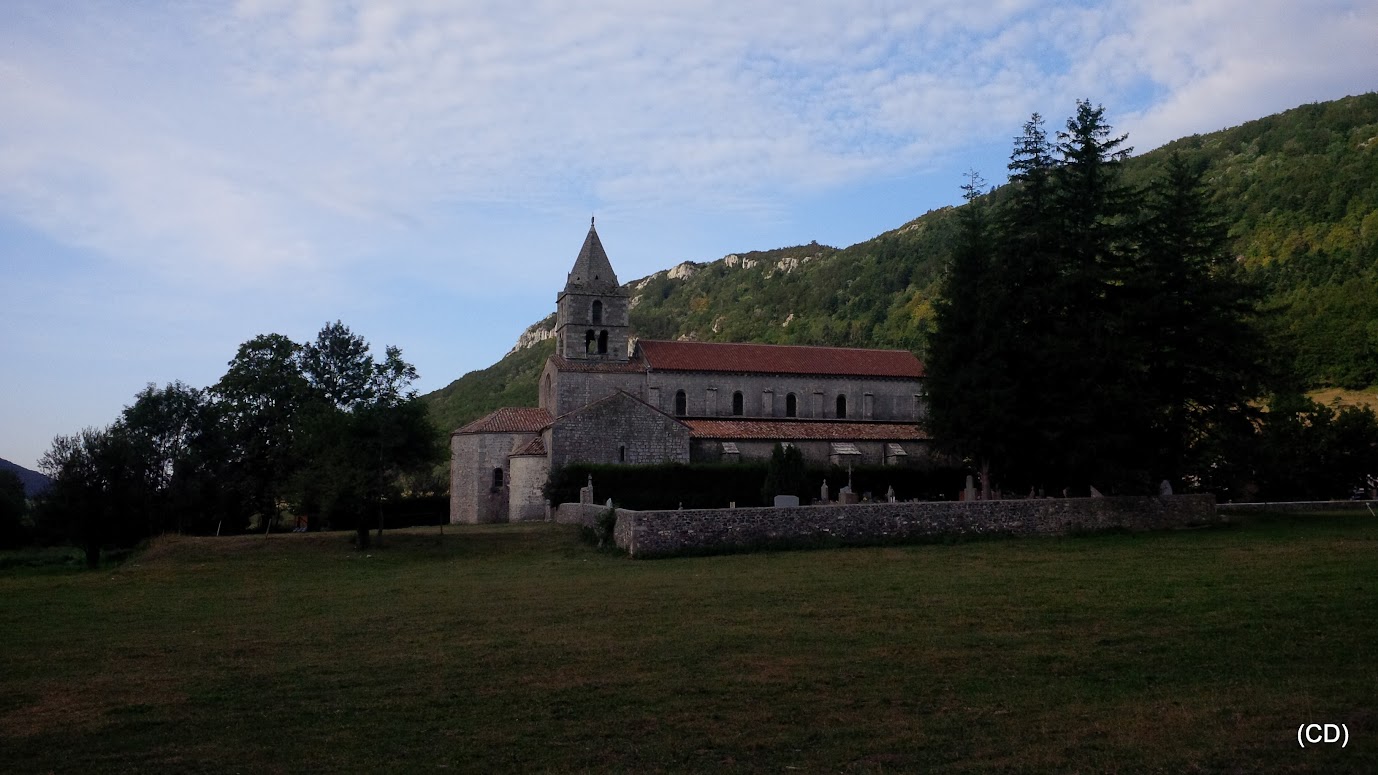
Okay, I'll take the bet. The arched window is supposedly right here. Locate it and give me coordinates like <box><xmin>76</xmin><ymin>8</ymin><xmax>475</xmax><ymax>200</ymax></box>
<box><xmin>674</xmin><ymin>390</ymin><xmax>687</xmax><ymax>416</ymax></box>
<box><xmin>492</xmin><ymin>467</ymin><xmax>504</xmax><ymax>489</ymax></box>
<box><xmin>585</xmin><ymin>329</ymin><xmax>596</xmax><ymax>354</ymax></box>
<box><xmin>732</xmin><ymin>391</ymin><xmax>744</xmax><ymax>416</ymax></box>
<box><xmin>591</xmin><ymin>300</ymin><xmax>603</xmax><ymax>324</ymax></box>
<box><xmin>836</xmin><ymin>394</ymin><xmax>848</xmax><ymax>419</ymax></box>
<box><xmin>786</xmin><ymin>393</ymin><xmax>798</xmax><ymax>418</ymax></box>
<box><xmin>598</xmin><ymin>330</ymin><xmax>608</xmax><ymax>354</ymax></box>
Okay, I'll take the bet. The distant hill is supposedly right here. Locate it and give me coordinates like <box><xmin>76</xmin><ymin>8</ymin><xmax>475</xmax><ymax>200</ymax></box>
<box><xmin>424</xmin><ymin>93</ymin><xmax>1378</xmax><ymax>433</ymax></box>
<box><xmin>1</xmin><ymin>458</ymin><xmax>51</xmax><ymax>497</ymax></box>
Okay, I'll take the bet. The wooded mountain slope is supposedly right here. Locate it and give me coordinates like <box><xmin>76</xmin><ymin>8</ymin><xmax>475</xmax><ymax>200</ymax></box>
<box><xmin>425</xmin><ymin>93</ymin><xmax>1378</xmax><ymax>432</ymax></box>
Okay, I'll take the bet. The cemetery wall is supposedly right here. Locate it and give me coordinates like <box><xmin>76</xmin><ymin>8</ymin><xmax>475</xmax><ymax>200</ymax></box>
<box><xmin>554</xmin><ymin>502</ymin><xmax>607</xmax><ymax>527</ymax></box>
<box><xmin>1216</xmin><ymin>500</ymin><xmax>1378</xmax><ymax>513</ymax></box>
<box><xmin>606</xmin><ymin>494</ymin><xmax>1219</xmax><ymax>558</ymax></box>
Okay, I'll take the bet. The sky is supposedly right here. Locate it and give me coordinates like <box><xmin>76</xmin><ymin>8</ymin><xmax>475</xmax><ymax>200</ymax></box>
<box><xmin>2</xmin><ymin>0</ymin><xmax>1376</xmax><ymax>471</ymax></box>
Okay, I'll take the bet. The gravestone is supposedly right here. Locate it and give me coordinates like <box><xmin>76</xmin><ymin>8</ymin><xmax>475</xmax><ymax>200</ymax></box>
<box><xmin>1089</xmin><ymin>485</ymin><xmax>1104</xmax><ymax>498</ymax></box>
<box><xmin>773</xmin><ymin>495</ymin><xmax>800</xmax><ymax>507</ymax></box>
<box><xmin>820</xmin><ymin>480</ymin><xmax>830</xmax><ymax>503</ymax></box>
<box><xmin>964</xmin><ymin>475</ymin><xmax>977</xmax><ymax>502</ymax></box>
<box><xmin>1159</xmin><ymin>479</ymin><xmax>1173</xmax><ymax>496</ymax></box>
<box><xmin>886</xmin><ymin>485</ymin><xmax>896</xmax><ymax>504</ymax></box>
<box><xmin>579</xmin><ymin>475</ymin><xmax>594</xmax><ymax>505</ymax></box>
<box><xmin>839</xmin><ymin>484</ymin><xmax>859</xmax><ymax>505</ymax></box>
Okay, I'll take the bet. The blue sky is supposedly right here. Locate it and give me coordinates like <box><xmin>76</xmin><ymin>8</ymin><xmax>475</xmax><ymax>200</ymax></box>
<box><xmin>2</xmin><ymin>0</ymin><xmax>1376</xmax><ymax>470</ymax></box>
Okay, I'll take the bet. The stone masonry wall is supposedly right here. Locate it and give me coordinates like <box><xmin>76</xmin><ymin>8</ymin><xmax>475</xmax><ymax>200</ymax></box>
<box><xmin>548</xmin><ymin>393</ymin><xmax>690</xmax><ymax>470</ymax></box>
<box><xmin>609</xmin><ymin>494</ymin><xmax>1219</xmax><ymax>558</ymax></box>
<box><xmin>643</xmin><ymin>371</ymin><xmax>924</xmax><ymax>422</ymax></box>
<box><xmin>689</xmin><ymin>438</ymin><xmax>930</xmax><ymax>466</ymax></box>
<box><xmin>507</xmin><ymin>454</ymin><xmax>550</xmax><ymax>522</ymax></box>
<box><xmin>450</xmin><ymin>431</ymin><xmax>531</xmax><ymax>524</ymax></box>
<box><xmin>554</xmin><ymin>502</ymin><xmax>608</xmax><ymax>528</ymax></box>
<box><xmin>1217</xmin><ymin>500</ymin><xmax>1378</xmax><ymax>513</ymax></box>
<box><xmin>548</xmin><ymin>366</ymin><xmax>643</xmax><ymax>417</ymax></box>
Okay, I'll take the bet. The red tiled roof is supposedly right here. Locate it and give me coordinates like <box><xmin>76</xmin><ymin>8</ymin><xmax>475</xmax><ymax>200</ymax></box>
<box><xmin>637</xmin><ymin>340</ymin><xmax>924</xmax><ymax>378</ymax></box>
<box><xmin>453</xmin><ymin>407</ymin><xmax>551</xmax><ymax>435</ymax></box>
<box><xmin>683</xmin><ymin>419</ymin><xmax>928</xmax><ymax>441</ymax></box>
<box><xmin>512</xmin><ymin>436</ymin><xmax>547</xmax><ymax>456</ymax></box>
<box><xmin>549</xmin><ymin>353</ymin><xmax>648</xmax><ymax>374</ymax></box>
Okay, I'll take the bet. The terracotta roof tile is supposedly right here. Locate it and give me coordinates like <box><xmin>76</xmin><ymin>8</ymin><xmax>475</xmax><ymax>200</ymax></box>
<box><xmin>512</xmin><ymin>436</ymin><xmax>547</xmax><ymax>456</ymax></box>
<box><xmin>453</xmin><ymin>407</ymin><xmax>552</xmax><ymax>435</ymax></box>
<box><xmin>683</xmin><ymin>419</ymin><xmax>928</xmax><ymax>441</ymax></box>
<box><xmin>638</xmin><ymin>339</ymin><xmax>924</xmax><ymax>378</ymax></box>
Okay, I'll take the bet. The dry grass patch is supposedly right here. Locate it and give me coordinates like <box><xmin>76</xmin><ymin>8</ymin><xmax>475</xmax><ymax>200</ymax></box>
<box><xmin>1308</xmin><ymin>387</ymin><xmax>1378</xmax><ymax>410</ymax></box>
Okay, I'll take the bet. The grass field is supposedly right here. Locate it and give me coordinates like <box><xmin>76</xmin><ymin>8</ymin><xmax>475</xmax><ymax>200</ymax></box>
<box><xmin>2</xmin><ymin>514</ymin><xmax>1376</xmax><ymax>773</ymax></box>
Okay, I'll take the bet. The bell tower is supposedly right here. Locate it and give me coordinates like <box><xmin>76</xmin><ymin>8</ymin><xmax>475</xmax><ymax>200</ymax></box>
<box><xmin>555</xmin><ymin>218</ymin><xmax>631</xmax><ymax>362</ymax></box>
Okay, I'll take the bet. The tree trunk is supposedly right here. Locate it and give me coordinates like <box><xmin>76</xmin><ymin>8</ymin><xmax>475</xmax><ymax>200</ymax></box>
<box><xmin>375</xmin><ymin>499</ymin><xmax>384</xmax><ymax>547</ymax></box>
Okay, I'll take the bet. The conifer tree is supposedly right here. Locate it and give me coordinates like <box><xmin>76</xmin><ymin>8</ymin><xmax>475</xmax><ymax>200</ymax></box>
<box><xmin>1133</xmin><ymin>152</ymin><xmax>1266</xmax><ymax>484</ymax></box>
<box><xmin>1044</xmin><ymin>100</ymin><xmax>1138</xmax><ymax>490</ymax></box>
<box><xmin>925</xmin><ymin>171</ymin><xmax>1010</xmax><ymax>496</ymax></box>
<box><xmin>929</xmin><ymin>102</ymin><xmax>1268</xmax><ymax>495</ymax></box>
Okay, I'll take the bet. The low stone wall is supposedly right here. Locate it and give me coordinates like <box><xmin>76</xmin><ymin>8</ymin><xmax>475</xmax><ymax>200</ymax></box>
<box><xmin>606</xmin><ymin>494</ymin><xmax>1219</xmax><ymax>559</ymax></box>
<box><xmin>1217</xmin><ymin>500</ymin><xmax>1377</xmax><ymax>513</ymax></box>
<box><xmin>553</xmin><ymin>502</ymin><xmax>608</xmax><ymax>528</ymax></box>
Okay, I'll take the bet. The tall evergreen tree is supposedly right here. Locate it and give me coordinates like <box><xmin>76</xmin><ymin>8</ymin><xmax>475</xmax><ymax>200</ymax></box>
<box><xmin>1045</xmin><ymin>100</ymin><xmax>1138</xmax><ymax>490</ymax></box>
<box><xmin>925</xmin><ymin>171</ymin><xmax>1011</xmax><ymax>496</ymax></box>
<box><xmin>1134</xmin><ymin>152</ymin><xmax>1267</xmax><ymax>485</ymax></box>
<box><xmin>996</xmin><ymin>112</ymin><xmax>1063</xmax><ymax>491</ymax></box>
<box><xmin>930</xmin><ymin>102</ymin><xmax>1269</xmax><ymax>496</ymax></box>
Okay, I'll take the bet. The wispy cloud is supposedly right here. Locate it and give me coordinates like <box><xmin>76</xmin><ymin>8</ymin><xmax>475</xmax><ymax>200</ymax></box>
<box><xmin>2</xmin><ymin>0</ymin><xmax>1375</xmax><ymax>470</ymax></box>
<box><xmin>2</xmin><ymin>0</ymin><xmax>1375</xmax><ymax>283</ymax></box>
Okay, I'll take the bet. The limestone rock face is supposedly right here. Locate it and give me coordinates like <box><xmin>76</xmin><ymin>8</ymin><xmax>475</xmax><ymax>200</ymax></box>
<box><xmin>667</xmin><ymin>261</ymin><xmax>698</xmax><ymax>281</ymax></box>
<box><xmin>508</xmin><ymin>321</ymin><xmax>556</xmax><ymax>353</ymax></box>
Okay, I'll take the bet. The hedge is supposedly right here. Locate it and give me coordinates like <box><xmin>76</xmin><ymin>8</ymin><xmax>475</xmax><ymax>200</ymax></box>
<box><xmin>546</xmin><ymin>462</ymin><xmax>967</xmax><ymax>510</ymax></box>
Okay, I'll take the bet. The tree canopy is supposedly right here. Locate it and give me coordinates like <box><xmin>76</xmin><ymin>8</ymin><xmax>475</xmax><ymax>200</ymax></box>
<box><xmin>32</xmin><ymin>322</ymin><xmax>442</xmax><ymax>561</ymax></box>
<box><xmin>926</xmin><ymin>101</ymin><xmax>1274</xmax><ymax>495</ymax></box>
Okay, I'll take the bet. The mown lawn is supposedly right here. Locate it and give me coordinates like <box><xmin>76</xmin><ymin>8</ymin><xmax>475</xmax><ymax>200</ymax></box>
<box><xmin>2</xmin><ymin>514</ymin><xmax>1375</xmax><ymax>773</ymax></box>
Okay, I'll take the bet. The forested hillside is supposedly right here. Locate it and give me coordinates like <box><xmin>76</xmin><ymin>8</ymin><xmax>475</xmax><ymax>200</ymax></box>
<box><xmin>425</xmin><ymin>93</ymin><xmax>1378</xmax><ymax>432</ymax></box>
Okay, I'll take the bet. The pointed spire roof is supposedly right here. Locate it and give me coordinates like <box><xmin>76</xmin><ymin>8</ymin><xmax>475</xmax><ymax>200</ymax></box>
<box><xmin>565</xmin><ymin>217</ymin><xmax>620</xmax><ymax>293</ymax></box>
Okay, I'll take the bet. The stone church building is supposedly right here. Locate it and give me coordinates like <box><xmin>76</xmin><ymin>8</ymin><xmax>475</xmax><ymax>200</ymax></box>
<box><xmin>450</xmin><ymin>221</ymin><xmax>930</xmax><ymax>523</ymax></box>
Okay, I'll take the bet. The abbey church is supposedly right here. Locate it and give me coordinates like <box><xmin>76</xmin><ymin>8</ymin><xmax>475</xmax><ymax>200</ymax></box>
<box><xmin>450</xmin><ymin>221</ymin><xmax>930</xmax><ymax>523</ymax></box>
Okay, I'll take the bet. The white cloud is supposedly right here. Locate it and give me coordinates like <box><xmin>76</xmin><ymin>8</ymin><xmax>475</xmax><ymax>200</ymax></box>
<box><xmin>1109</xmin><ymin>0</ymin><xmax>1378</xmax><ymax>149</ymax></box>
<box><xmin>1</xmin><ymin>0</ymin><xmax>1375</xmax><ymax>293</ymax></box>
